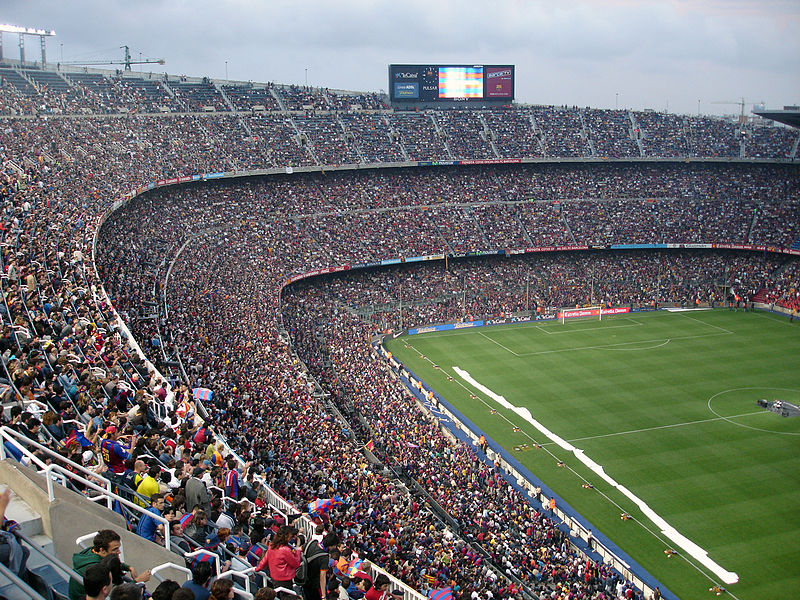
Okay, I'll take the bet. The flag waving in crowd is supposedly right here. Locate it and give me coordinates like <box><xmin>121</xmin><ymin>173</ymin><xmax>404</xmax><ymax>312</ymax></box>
<box><xmin>307</xmin><ymin>495</ymin><xmax>344</xmax><ymax>517</ymax></box>
<box><xmin>428</xmin><ymin>588</ymin><xmax>453</xmax><ymax>600</ymax></box>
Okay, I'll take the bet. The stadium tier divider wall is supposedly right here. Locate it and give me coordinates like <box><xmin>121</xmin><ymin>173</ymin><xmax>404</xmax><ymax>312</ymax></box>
<box><xmin>375</xmin><ymin>339</ymin><xmax>679</xmax><ymax>600</ymax></box>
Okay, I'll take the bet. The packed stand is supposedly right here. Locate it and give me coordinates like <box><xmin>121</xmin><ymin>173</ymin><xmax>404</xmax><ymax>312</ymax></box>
<box><xmin>635</xmin><ymin>112</ymin><xmax>688</xmax><ymax>158</ymax></box>
<box><xmin>485</xmin><ymin>109</ymin><xmax>545</xmax><ymax>159</ymax></box>
<box><xmin>685</xmin><ymin>116</ymin><xmax>740</xmax><ymax>158</ymax></box>
<box><xmin>339</xmin><ymin>114</ymin><xmax>406</xmax><ymax>163</ymax></box>
<box><xmin>278</xmin><ymin>86</ymin><xmax>330</xmax><ymax>112</ymax></box>
<box><xmin>295</xmin><ymin>116</ymin><xmax>361</xmax><ymax>165</ymax></box>
<box><xmin>223</xmin><ymin>84</ymin><xmax>281</xmax><ymax>112</ymax></box>
<box><xmin>582</xmin><ymin>109</ymin><xmax>640</xmax><ymax>158</ymax></box>
<box><xmin>746</xmin><ymin>124</ymin><xmax>798</xmax><ymax>159</ymax></box>
<box><xmin>386</xmin><ymin>113</ymin><xmax>450</xmax><ymax>161</ymax></box>
<box><xmin>431</xmin><ymin>111</ymin><xmax>496</xmax><ymax>160</ymax></box>
<box><xmin>325</xmin><ymin>90</ymin><xmax>389</xmax><ymax>112</ymax></box>
<box><xmin>529</xmin><ymin>107</ymin><xmax>591</xmax><ymax>158</ymax></box>
<box><xmin>170</xmin><ymin>79</ymin><xmax>229</xmax><ymax>112</ymax></box>
<box><xmin>0</xmin><ymin>97</ymin><xmax>797</xmax><ymax>600</ymax></box>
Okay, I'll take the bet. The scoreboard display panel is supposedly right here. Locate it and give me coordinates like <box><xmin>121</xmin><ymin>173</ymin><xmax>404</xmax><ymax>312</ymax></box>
<box><xmin>389</xmin><ymin>64</ymin><xmax>514</xmax><ymax>102</ymax></box>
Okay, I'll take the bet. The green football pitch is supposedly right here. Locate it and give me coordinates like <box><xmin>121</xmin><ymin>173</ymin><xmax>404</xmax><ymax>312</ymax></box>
<box><xmin>383</xmin><ymin>309</ymin><xmax>800</xmax><ymax>600</ymax></box>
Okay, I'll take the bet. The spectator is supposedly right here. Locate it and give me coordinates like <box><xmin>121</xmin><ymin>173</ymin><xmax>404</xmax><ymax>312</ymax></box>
<box><xmin>303</xmin><ymin>532</ymin><xmax>339</xmax><ymax>600</ymax></box>
<box><xmin>109</xmin><ymin>583</ymin><xmax>143</xmax><ymax>600</ymax></box>
<box><xmin>182</xmin><ymin>561</ymin><xmax>213</xmax><ymax>600</ymax></box>
<box><xmin>69</xmin><ymin>530</ymin><xmax>151</xmax><ymax>600</ymax></box>
<box><xmin>210</xmin><ymin>579</ymin><xmax>235</xmax><ymax>600</ymax></box>
<box><xmin>186</xmin><ymin>467</ymin><xmax>212</xmax><ymax>515</ymax></box>
<box><xmin>0</xmin><ymin>488</ymin><xmax>29</xmax><ymax>579</ymax></box>
<box><xmin>135</xmin><ymin>465</ymin><xmax>162</xmax><ymax>506</ymax></box>
<box><xmin>256</xmin><ymin>525</ymin><xmax>302</xmax><ymax>589</ymax></box>
<box><xmin>151</xmin><ymin>580</ymin><xmax>180</xmax><ymax>600</ymax></box>
<box><xmin>83</xmin><ymin>563</ymin><xmax>113</xmax><ymax>600</ymax></box>
<box><xmin>135</xmin><ymin>493</ymin><xmax>165</xmax><ymax>543</ymax></box>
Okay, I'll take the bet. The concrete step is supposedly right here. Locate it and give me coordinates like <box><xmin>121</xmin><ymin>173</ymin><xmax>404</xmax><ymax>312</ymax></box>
<box><xmin>29</xmin><ymin>534</ymin><xmax>54</xmax><ymax>555</ymax></box>
<box><xmin>25</xmin><ymin>533</ymin><xmax>57</xmax><ymax>573</ymax></box>
<box><xmin>1</xmin><ymin>483</ymin><xmax>43</xmax><ymax>538</ymax></box>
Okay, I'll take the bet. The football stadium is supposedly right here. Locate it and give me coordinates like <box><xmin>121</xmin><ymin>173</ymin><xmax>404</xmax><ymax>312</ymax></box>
<box><xmin>0</xmin><ymin>11</ymin><xmax>798</xmax><ymax>600</ymax></box>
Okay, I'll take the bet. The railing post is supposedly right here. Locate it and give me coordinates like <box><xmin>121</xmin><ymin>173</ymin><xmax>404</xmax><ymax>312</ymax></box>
<box><xmin>46</xmin><ymin>465</ymin><xmax>55</xmax><ymax>502</ymax></box>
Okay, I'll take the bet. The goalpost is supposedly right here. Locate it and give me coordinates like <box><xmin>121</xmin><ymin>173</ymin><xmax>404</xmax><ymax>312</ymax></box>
<box><xmin>558</xmin><ymin>306</ymin><xmax>604</xmax><ymax>324</ymax></box>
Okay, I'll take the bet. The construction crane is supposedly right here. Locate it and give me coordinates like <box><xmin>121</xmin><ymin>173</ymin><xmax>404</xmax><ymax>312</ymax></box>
<box><xmin>711</xmin><ymin>97</ymin><xmax>764</xmax><ymax>123</ymax></box>
<box><xmin>61</xmin><ymin>45</ymin><xmax>164</xmax><ymax>71</ymax></box>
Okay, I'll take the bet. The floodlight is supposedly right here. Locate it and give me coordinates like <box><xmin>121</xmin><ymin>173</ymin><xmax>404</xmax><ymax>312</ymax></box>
<box><xmin>0</xmin><ymin>24</ymin><xmax>56</xmax><ymax>36</ymax></box>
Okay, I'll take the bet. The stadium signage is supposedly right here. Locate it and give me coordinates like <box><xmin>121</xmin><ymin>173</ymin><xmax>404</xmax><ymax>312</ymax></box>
<box><xmin>517</xmin><ymin>245</ymin><xmax>590</xmax><ymax>253</ymax></box>
<box><xmin>486</xmin><ymin>69</ymin><xmax>512</xmax><ymax>79</ymax></box>
<box><xmin>408</xmin><ymin>321</ymin><xmax>484</xmax><ymax>335</ymax></box>
<box><xmin>389</xmin><ymin>64</ymin><xmax>513</xmax><ymax>102</ymax></box>
<box><xmin>459</xmin><ymin>158</ymin><xmax>522</xmax><ymax>165</ymax></box>
<box><xmin>485</xmin><ymin>315</ymin><xmax>536</xmax><ymax>326</ymax></box>
<box><xmin>558</xmin><ymin>307</ymin><xmax>631</xmax><ymax>319</ymax></box>
<box><xmin>285</xmin><ymin>264</ymin><xmax>351</xmax><ymax>285</ymax></box>
<box><xmin>412</xmin><ymin>326</ymin><xmax>437</xmax><ymax>334</ymax></box>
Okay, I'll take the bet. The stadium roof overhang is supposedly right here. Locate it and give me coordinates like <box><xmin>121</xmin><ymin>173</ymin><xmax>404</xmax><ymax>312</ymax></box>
<box><xmin>753</xmin><ymin>109</ymin><xmax>800</xmax><ymax>129</ymax></box>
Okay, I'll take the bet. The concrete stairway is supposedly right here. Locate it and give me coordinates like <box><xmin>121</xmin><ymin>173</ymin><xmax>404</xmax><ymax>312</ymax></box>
<box><xmin>0</xmin><ymin>483</ymin><xmax>64</xmax><ymax>600</ymax></box>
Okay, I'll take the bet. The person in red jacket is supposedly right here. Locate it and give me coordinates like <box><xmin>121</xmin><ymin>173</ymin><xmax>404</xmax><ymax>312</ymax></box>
<box><xmin>256</xmin><ymin>525</ymin><xmax>302</xmax><ymax>590</ymax></box>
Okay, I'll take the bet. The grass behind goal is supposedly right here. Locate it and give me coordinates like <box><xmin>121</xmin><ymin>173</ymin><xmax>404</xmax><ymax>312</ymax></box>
<box><xmin>384</xmin><ymin>310</ymin><xmax>800</xmax><ymax>600</ymax></box>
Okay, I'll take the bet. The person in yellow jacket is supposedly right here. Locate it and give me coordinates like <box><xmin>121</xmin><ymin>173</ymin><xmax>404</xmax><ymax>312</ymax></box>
<box><xmin>135</xmin><ymin>464</ymin><xmax>161</xmax><ymax>506</ymax></box>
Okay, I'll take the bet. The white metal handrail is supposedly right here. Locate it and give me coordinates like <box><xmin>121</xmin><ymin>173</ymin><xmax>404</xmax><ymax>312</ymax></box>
<box><xmin>182</xmin><ymin>548</ymin><xmax>223</xmax><ymax>578</ymax></box>
<box><xmin>151</xmin><ymin>561</ymin><xmax>192</xmax><ymax>583</ymax></box>
<box><xmin>207</xmin><ymin>484</ymin><xmax>240</xmax><ymax>507</ymax></box>
<box><xmin>47</xmin><ymin>463</ymin><xmax>171</xmax><ymax>550</ymax></box>
<box><xmin>222</xmin><ymin>565</ymin><xmax>256</xmax><ymax>594</ymax></box>
<box><xmin>0</xmin><ymin>425</ymin><xmax>112</xmax><ymax>489</ymax></box>
<box><xmin>215</xmin><ymin>568</ymin><xmax>255</xmax><ymax>600</ymax></box>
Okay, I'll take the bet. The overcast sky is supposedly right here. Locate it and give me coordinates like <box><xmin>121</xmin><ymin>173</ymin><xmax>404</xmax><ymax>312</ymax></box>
<box><xmin>3</xmin><ymin>0</ymin><xmax>799</xmax><ymax>116</ymax></box>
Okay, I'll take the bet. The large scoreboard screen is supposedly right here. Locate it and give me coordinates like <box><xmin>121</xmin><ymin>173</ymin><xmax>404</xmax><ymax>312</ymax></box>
<box><xmin>389</xmin><ymin>64</ymin><xmax>514</xmax><ymax>102</ymax></box>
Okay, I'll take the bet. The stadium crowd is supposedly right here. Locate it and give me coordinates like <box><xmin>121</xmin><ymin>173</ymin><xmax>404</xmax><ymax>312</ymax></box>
<box><xmin>0</xmin><ymin>72</ymin><xmax>798</xmax><ymax>600</ymax></box>
<box><xmin>93</xmin><ymin>163</ymin><xmax>797</xmax><ymax>600</ymax></box>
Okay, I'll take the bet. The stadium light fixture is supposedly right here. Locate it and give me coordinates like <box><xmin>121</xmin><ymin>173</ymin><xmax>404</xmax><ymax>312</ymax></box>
<box><xmin>0</xmin><ymin>24</ymin><xmax>56</xmax><ymax>36</ymax></box>
<box><xmin>0</xmin><ymin>23</ymin><xmax>56</xmax><ymax>66</ymax></box>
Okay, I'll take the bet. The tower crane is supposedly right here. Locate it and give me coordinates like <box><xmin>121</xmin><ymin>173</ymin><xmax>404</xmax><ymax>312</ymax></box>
<box><xmin>61</xmin><ymin>45</ymin><xmax>164</xmax><ymax>71</ymax></box>
<box><xmin>711</xmin><ymin>97</ymin><xmax>764</xmax><ymax>123</ymax></box>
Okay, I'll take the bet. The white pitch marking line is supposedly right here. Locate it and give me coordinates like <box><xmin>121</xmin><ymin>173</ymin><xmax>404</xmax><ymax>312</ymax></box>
<box><xmin>513</xmin><ymin>330</ymin><xmax>731</xmax><ymax>357</ymax></box>
<box><xmin>557</xmin><ymin>410</ymin><xmax>769</xmax><ymax>444</ymax></box>
<box><xmin>396</xmin><ymin>347</ymin><xmax>741</xmax><ymax>593</ymax></box>
<box><xmin>534</xmin><ymin>320</ymin><xmax>644</xmax><ymax>336</ymax></box>
<box><xmin>679</xmin><ymin>313</ymin><xmax>735</xmax><ymax>334</ymax></box>
<box><xmin>453</xmin><ymin>367</ymin><xmax>740</xmax><ymax>586</ymax></box>
<box><xmin>595</xmin><ymin>339</ymin><xmax>670</xmax><ymax>351</ymax></box>
<box><xmin>478</xmin><ymin>331</ymin><xmax>521</xmax><ymax>356</ymax></box>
